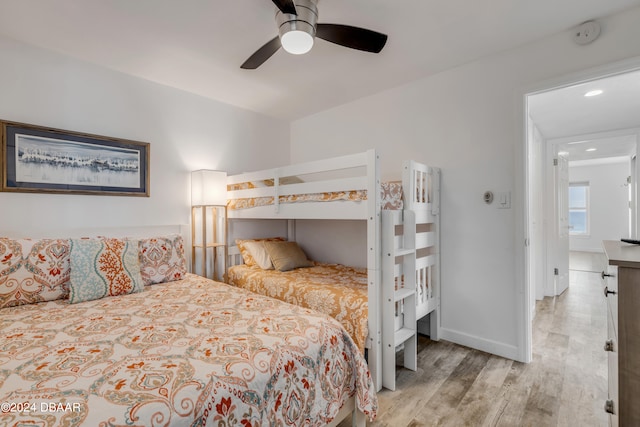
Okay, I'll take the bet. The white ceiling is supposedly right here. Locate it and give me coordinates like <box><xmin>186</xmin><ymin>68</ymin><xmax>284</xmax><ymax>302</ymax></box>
<box><xmin>528</xmin><ymin>69</ymin><xmax>640</xmax><ymax>163</ymax></box>
<box><xmin>0</xmin><ymin>0</ymin><xmax>639</xmax><ymax>121</ymax></box>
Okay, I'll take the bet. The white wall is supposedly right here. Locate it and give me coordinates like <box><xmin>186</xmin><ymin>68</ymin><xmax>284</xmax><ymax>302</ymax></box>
<box><xmin>569</xmin><ymin>160</ymin><xmax>630</xmax><ymax>252</ymax></box>
<box><xmin>0</xmin><ymin>35</ymin><xmax>289</xmax><ymax>238</ymax></box>
<box><xmin>290</xmin><ymin>6</ymin><xmax>640</xmax><ymax>360</ymax></box>
<box><xmin>296</xmin><ymin>220</ymin><xmax>367</xmax><ymax>267</ymax></box>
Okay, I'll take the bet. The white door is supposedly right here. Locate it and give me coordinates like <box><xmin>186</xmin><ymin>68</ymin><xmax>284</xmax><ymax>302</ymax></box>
<box><xmin>554</xmin><ymin>154</ymin><xmax>570</xmax><ymax>295</ymax></box>
<box><xmin>630</xmin><ymin>156</ymin><xmax>636</xmax><ymax>239</ymax></box>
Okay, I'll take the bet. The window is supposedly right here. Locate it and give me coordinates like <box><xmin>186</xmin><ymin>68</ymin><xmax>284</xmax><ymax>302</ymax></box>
<box><xmin>569</xmin><ymin>182</ymin><xmax>589</xmax><ymax>235</ymax></box>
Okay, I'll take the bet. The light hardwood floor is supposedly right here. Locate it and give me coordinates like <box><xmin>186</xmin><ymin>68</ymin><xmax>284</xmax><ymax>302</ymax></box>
<box><xmin>569</xmin><ymin>251</ymin><xmax>607</xmax><ymax>274</ymax></box>
<box><xmin>342</xmin><ymin>253</ymin><xmax>608</xmax><ymax>426</ymax></box>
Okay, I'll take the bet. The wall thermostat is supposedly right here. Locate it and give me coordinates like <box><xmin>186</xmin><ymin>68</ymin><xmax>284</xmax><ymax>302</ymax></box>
<box><xmin>483</xmin><ymin>191</ymin><xmax>494</xmax><ymax>204</ymax></box>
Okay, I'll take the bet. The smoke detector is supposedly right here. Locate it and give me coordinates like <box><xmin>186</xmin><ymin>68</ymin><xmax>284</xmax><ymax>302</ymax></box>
<box><xmin>573</xmin><ymin>20</ymin><xmax>601</xmax><ymax>45</ymax></box>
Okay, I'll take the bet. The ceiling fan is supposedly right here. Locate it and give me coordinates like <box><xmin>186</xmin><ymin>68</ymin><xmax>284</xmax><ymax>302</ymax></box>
<box><xmin>241</xmin><ymin>0</ymin><xmax>388</xmax><ymax>69</ymax></box>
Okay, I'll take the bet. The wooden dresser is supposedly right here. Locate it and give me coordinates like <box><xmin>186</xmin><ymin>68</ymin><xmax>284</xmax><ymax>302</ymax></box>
<box><xmin>602</xmin><ymin>241</ymin><xmax>640</xmax><ymax>427</ymax></box>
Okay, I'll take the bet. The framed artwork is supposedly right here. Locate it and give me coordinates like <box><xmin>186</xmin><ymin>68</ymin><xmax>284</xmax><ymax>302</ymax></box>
<box><xmin>0</xmin><ymin>120</ymin><xmax>149</xmax><ymax>196</ymax></box>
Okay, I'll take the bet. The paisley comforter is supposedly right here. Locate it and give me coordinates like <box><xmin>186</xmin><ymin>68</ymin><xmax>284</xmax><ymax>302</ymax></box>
<box><xmin>0</xmin><ymin>273</ymin><xmax>377</xmax><ymax>426</ymax></box>
<box><xmin>228</xmin><ymin>264</ymin><xmax>369</xmax><ymax>353</ymax></box>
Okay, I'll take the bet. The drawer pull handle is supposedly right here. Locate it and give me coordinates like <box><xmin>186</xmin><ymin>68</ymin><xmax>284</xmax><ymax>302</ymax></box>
<box><xmin>604</xmin><ymin>399</ymin><xmax>615</xmax><ymax>414</ymax></box>
<box><xmin>604</xmin><ymin>339</ymin><xmax>614</xmax><ymax>352</ymax></box>
<box><xmin>604</xmin><ymin>286</ymin><xmax>617</xmax><ymax>297</ymax></box>
<box><xmin>601</xmin><ymin>271</ymin><xmax>614</xmax><ymax>280</ymax></box>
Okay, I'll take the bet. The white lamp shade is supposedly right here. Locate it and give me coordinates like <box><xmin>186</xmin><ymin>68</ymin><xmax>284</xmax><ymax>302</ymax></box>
<box><xmin>191</xmin><ymin>170</ymin><xmax>227</xmax><ymax>206</ymax></box>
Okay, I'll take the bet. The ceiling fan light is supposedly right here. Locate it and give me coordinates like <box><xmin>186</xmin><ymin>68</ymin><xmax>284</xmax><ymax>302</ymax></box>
<box><xmin>281</xmin><ymin>29</ymin><xmax>314</xmax><ymax>54</ymax></box>
<box><xmin>276</xmin><ymin>0</ymin><xmax>317</xmax><ymax>55</ymax></box>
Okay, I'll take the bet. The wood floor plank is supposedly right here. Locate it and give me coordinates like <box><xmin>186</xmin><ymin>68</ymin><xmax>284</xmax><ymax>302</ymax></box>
<box><xmin>417</xmin><ymin>351</ymin><xmax>492</xmax><ymax>425</ymax></box>
<box><xmin>441</xmin><ymin>355</ymin><xmax>513</xmax><ymax>426</ymax></box>
<box><xmin>490</xmin><ymin>360</ymin><xmax>536</xmax><ymax>427</ymax></box>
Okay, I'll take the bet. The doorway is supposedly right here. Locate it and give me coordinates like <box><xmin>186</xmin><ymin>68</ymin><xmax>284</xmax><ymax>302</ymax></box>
<box><xmin>543</xmin><ymin>134</ymin><xmax>635</xmax><ymax>298</ymax></box>
<box><xmin>523</xmin><ymin>64</ymin><xmax>640</xmax><ymax>362</ymax></box>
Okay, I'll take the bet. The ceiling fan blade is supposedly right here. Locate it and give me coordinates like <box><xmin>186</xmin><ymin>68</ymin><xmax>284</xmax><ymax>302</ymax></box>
<box><xmin>316</xmin><ymin>23</ymin><xmax>387</xmax><ymax>53</ymax></box>
<box><xmin>272</xmin><ymin>0</ymin><xmax>297</xmax><ymax>15</ymax></box>
<box><xmin>241</xmin><ymin>36</ymin><xmax>282</xmax><ymax>69</ymax></box>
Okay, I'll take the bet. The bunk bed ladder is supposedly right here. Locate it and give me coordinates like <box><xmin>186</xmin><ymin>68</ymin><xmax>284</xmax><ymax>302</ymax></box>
<box><xmin>381</xmin><ymin>208</ymin><xmax>417</xmax><ymax>391</ymax></box>
<box><xmin>405</xmin><ymin>162</ymin><xmax>441</xmax><ymax>341</ymax></box>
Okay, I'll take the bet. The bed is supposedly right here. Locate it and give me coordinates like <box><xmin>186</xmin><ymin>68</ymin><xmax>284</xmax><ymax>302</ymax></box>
<box><xmin>0</xmin><ymin>230</ymin><xmax>376</xmax><ymax>426</ymax></box>
<box><xmin>225</xmin><ymin>150</ymin><xmax>441</xmax><ymax>391</ymax></box>
<box><xmin>228</xmin><ymin>262</ymin><xmax>369</xmax><ymax>353</ymax></box>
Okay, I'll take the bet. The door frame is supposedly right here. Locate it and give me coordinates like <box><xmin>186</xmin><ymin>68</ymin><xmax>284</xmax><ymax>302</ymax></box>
<box><xmin>517</xmin><ymin>56</ymin><xmax>640</xmax><ymax>364</ymax></box>
<box><xmin>631</xmin><ymin>154</ymin><xmax>637</xmax><ymax>238</ymax></box>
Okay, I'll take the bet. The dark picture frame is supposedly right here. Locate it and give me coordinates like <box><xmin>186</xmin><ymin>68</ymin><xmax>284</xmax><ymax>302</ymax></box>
<box><xmin>0</xmin><ymin>120</ymin><xmax>149</xmax><ymax>196</ymax></box>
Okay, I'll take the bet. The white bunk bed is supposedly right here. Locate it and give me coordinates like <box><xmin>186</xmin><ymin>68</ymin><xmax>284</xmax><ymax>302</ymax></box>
<box><xmin>224</xmin><ymin>149</ymin><xmax>440</xmax><ymax>392</ymax></box>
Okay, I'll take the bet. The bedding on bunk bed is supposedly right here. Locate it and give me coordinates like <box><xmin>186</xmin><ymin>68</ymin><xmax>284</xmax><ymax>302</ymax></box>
<box><xmin>0</xmin><ymin>235</ymin><xmax>377</xmax><ymax>427</ymax></box>
<box><xmin>228</xmin><ymin>180</ymin><xmax>404</xmax><ymax>211</ymax></box>
<box><xmin>228</xmin><ymin>262</ymin><xmax>369</xmax><ymax>353</ymax></box>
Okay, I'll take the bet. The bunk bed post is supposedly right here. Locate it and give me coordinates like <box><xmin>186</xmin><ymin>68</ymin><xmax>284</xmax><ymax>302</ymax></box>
<box><xmin>430</xmin><ymin>167</ymin><xmax>441</xmax><ymax>340</ymax></box>
<box><xmin>287</xmin><ymin>219</ymin><xmax>296</xmax><ymax>241</ymax></box>
<box><xmin>366</xmin><ymin>149</ymin><xmax>382</xmax><ymax>392</ymax></box>
<box><xmin>352</xmin><ymin>408</ymin><xmax>366</xmax><ymax>427</ymax></box>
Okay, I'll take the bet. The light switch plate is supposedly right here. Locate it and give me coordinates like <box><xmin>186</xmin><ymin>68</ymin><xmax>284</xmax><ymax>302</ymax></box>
<box><xmin>497</xmin><ymin>191</ymin><xmax>511</xmax><ymax>209</ymax></box>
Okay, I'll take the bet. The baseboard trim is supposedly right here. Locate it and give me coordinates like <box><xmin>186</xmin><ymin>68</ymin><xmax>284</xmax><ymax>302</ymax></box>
<box><xmin>569</xmin><ymin>248</ymin><xmax>604</xmax><ymax>253</ymax></box>
<box><xmin>439</xmin><ymin>328</ymin><xmax>520</xmax><ymax>361</ymax></box>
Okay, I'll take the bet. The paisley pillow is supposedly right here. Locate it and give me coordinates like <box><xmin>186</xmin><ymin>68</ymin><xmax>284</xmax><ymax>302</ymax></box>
<box><xmin>138</xmin><ymin>234</ymin><xmax>187</xmax><ymax>285</ymax></box>
<box><xmin>0</xmin><ymin>237</ymin><xmax>71</xmax><ymax>308</ymax></box>
<box><xmin>69</xmin><ymin>238</ymin><xmax>143</xmax><ymax>304</ymax></box>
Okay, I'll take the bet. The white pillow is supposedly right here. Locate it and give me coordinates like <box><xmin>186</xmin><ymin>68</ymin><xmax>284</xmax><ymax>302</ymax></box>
<box><xmin>243</xmin><ymin>240</ymin><xmax>274</xmax><ymax>270</ymax></box>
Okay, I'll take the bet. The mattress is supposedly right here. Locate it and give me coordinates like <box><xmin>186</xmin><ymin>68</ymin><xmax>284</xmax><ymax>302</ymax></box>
<box><xmin>0</xmin><ymin>273</ymin><xmax>377</xmax><ymax>426</ymax></box>
<box><xmin>228</xmin><ymin>181</ymin><xmax>403</xmax><ymax>211</ymax></box>
<box><xmin>227</xmin><ymin>263</ymin><xmax>369</xmax><ymax>353</ymax></box>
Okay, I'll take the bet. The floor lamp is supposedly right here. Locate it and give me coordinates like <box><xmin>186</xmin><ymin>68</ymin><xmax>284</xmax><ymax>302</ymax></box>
<box><xmin>191</xmin><ymin>170</ymin><xmax>227</xmax><ymax>281</ymax></box>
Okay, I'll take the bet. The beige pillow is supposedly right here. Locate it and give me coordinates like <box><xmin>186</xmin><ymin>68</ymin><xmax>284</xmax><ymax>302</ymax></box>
<box><xmin>235</xmin><ymin>237</ymin><xmax>285</xmax><ymax>266</ymax></box>
<box><xmin>243</xmin><ymin>240</ymin><xmax>273</xmax><ymax>270</ymax></box>
<box><xmin>263</xmin><ymin>241</ymin><xmax>313</xmax><ymax>272</ymax></box>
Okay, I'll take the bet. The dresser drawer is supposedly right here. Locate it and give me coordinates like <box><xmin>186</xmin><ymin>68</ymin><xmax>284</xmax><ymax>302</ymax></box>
<box><xmin>603</xmin><ymin>265</ymin><xmax>618</xmax><ymax>336</ymax></box>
